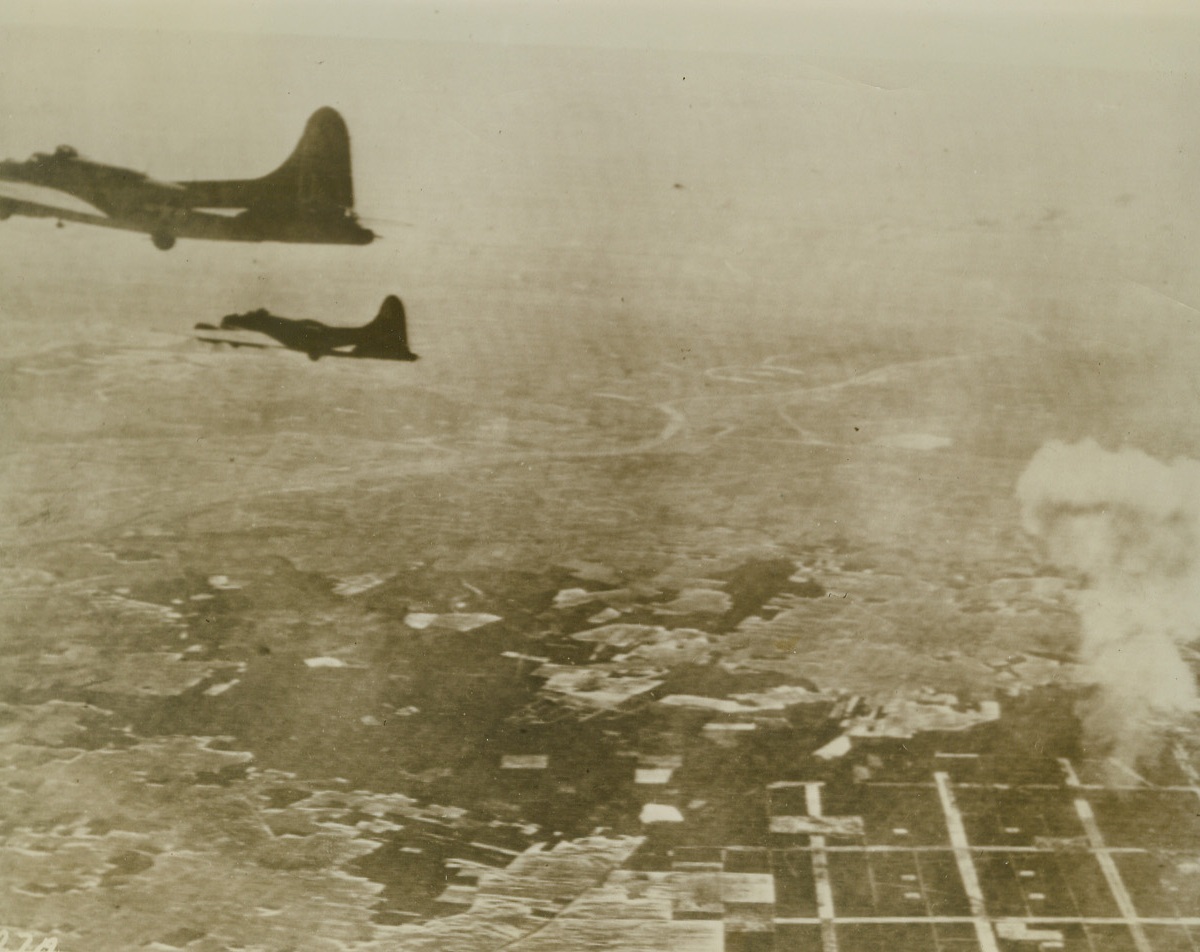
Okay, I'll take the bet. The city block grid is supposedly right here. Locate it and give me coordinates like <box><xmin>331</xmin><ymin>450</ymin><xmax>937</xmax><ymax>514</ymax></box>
<box><xmin>482</xmin><ymin>743</ymin><xmax>1200</xmax><ymax>952</ymax></box>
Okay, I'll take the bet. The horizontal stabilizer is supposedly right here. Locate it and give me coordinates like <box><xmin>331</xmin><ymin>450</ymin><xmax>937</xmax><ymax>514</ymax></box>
<box><xmin>180</xmin><ymin>107</ymin><xmax>356</xmax><ymax>211</ymax></box>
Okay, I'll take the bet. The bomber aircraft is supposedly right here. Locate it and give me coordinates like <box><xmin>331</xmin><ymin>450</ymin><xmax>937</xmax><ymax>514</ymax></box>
<box><xmin>195</xmin><ymin>295</ymin><xmax>417</xmax><ymax>362</ymax></box>
<box><xmin>0</xmin><ymin>108</ymin><xmax>375</xmax><ymax>250</ymax></box>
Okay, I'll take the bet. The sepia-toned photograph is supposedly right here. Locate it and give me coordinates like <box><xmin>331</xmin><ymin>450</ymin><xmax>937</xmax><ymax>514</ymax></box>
<box><xmin>1</xmin><ymin>1</ymin><xmax>1198</xmax><ymax>950</ymax></box>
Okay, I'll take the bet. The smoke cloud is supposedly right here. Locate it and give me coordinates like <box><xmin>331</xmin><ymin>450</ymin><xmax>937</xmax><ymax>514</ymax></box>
<box><xmin>1016</xmin><ymin>439</ymin><xmax>1200</xmax><ymax>762</ymax></box>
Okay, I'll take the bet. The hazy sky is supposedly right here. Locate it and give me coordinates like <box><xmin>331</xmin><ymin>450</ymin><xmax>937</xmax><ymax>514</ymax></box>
<box><xmin>1</xmin><ymin>0</ymin><xmax>1196</xmax><ymax>62</ymax></box>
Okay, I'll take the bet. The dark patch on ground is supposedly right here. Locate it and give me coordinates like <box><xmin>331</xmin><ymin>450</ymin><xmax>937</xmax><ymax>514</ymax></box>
<box><xmin>718</xmin><ymin>558</ymin><xmax>822</xmax><ymax>629</ymax></box>
<box><xmin>154</xmin><ymin>927</ymin><xmax>208</xmax><ymax>949</ymax></box>
<box><xmin>101</xmin><ymin>849</ymin><xmax>156</xmax><ymax>885</ymax></box>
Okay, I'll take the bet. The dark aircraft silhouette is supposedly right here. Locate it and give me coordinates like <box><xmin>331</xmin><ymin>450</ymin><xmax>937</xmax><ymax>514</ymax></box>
<box><xmin>195</xmin><ymin>295</ymin><xmax>417</xmax><ymax>362</ymax></box>
<box><xmin>0</xmin><ymin>108</ymin><xmax>375</xmax><ymax>250</ymax></box>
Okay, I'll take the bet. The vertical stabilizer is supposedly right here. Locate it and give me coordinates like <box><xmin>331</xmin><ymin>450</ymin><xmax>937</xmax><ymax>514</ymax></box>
<box><xmin>180</xmin><ymin>107</ymin><xmax>357</xmax><ymax>211</ymax></box>
<box><xmin>356</xmin><ymin>295</ymin><xmax>416</xmax><ymax>360</ymax></box>
<box><xmin>263</xmin><ymin>107</ymin><xmax>355</xmax><ymax>209</ymax></box>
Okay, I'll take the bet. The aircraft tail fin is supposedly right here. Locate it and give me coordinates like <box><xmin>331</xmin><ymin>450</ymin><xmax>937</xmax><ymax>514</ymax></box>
<box><xmin>261</xmin><ymin>107</ymin><xmax>355</xmax><ymax>209</ymax></box>
<box><xmin>354</xmin><ymin>295</ymin><xmax>416</xmax><ymax>359</ymax></box>
<box><xmin>180</xmin><ymin>107</ymin><xmax>356</xmax><ymax>211</ymax></box>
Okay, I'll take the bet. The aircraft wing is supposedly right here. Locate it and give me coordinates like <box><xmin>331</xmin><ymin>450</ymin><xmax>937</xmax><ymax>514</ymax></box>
<box><xmin>194</xmin><ymin>335</ymin><xmax>277</xmax><ymax>351</ymax></box>
<box><xmin>194</xmin><ymin>333</ymin><xmax>367</xmax><ymax>360</ymax></box>
<box><xmin>0</xmin><ymin>194</ymin><xmax>146</xmax><ymax>234</ymax></box>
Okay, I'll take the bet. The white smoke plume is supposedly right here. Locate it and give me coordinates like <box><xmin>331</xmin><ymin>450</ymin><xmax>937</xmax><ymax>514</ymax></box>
<box><xmin>1016</xmin><ymin>439</ymin><xmax>1200</xmax><ymax>762</ymax></box>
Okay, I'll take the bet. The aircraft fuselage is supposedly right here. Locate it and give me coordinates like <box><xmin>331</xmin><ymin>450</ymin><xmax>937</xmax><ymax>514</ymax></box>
<box><xmin>223</xmin><ymin>312</ymin><xmax>365</xmax><ymax>354</ymax></box>
<box><xmin>0</xmin><ymin>109</ymin><xmax>377</xmax><ymax>249</ymax></box>
<box><xmin>198</xmin><ymin>297</ymin><xmax>417</xmax><ymax>362</ymax></box>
